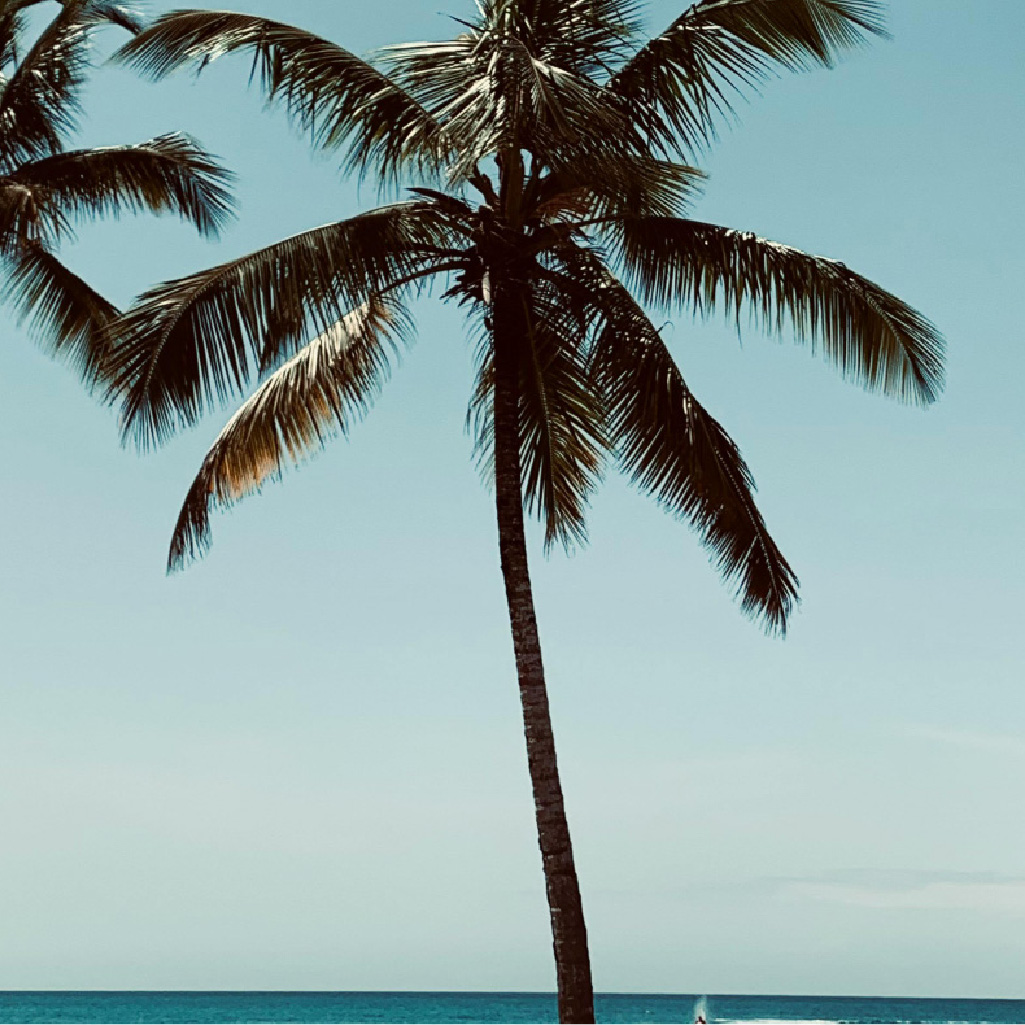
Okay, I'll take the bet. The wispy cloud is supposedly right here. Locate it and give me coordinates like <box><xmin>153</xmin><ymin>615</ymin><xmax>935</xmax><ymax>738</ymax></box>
<box><xmin>780</xmin><ymin>870</ymin><xmax>1025</xmax><ymax>914</ymax></box>
<box><xmin>903</xmin><ymin>724</ymin><xmax>1025</xmax><ymax>758</ymax></box>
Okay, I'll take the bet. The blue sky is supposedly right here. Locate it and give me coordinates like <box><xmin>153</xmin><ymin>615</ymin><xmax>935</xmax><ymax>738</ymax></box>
<box><xmin>1</xmin><ymin>0</ymin><xmax>1024</xmax><ymax>998</ymax></box>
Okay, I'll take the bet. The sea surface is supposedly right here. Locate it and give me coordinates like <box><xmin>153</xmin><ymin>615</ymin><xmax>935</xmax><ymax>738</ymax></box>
<box><xmin>2</xmin><ymin>993</ymin><xmax>1025</xmax><ymax>1025</ymax></box>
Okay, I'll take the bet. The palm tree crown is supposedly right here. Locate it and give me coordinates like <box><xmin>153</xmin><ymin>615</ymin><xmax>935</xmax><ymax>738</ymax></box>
<box><xmin>108</xmin><ymin>0</ymin><xmax>942</xmax><ymax>633</ymax></box>
<box><xmin>0</xmin><ymin>0</ymin><xmax>234</xmax><ymax>386</ymax></box>
<box><xmin>106</xmin><ymin>2</ymin><xmax>944</xmax><ymax>1020</ymax></box>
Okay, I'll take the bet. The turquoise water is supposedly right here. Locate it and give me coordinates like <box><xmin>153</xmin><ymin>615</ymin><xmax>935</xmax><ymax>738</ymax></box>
<box><xmin>2</xmin><ymin>993</ymin><xmax>1025</xmax><ymax>1024</ymax></box>
<box><xmin>2</xmin><ymin>992</ymin><xmax>1025</xmax><ymax>1025</ymax></box>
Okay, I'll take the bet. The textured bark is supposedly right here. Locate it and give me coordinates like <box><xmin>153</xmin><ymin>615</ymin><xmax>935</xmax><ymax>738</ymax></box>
<box><xmin>492</xmin><ymin>288</ymin><xmax>595</xmax><ymax>1024</ymax></box>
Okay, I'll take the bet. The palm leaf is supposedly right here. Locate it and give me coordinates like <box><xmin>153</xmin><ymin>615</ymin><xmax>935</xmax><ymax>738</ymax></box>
<box><xmin>385</xmin><ymin>23</ymin><xmax>637</xmax><ymax>180</ymax></box>
<box><xmin>14</xmin><ymin>0</ymin><xmax>144</xmax><ymax>34</ymax></box>
<box><xmin>114</xmin><ymin>10</ymin><xmax>447</xmax><ymax>182</ymax></box>
<box><xmin>608</xmin><ymin>0</ymin><xmax>886</xmax><ymax>154</ymax></box>
<box><xmin>0</xmin><ymin>0</ymin><xmax>142</xmax><ymax>168</ymax></box>
<box><xmin>5</xmin><ymin>133</ymin><xmax>235</xmax><ymax>238</ymax></box>
<box><xmin>0</xmin><ymin>173</ymin><xmax>67</xmax><ymax>244</ymax></box>
<box><xmin>617</xmin><ymin>216</ymin><xmax>944</xmax><ymax>404</ymax></box>
<box><xmin>469</xmin><ymin>281</ymin><xmax>608</xmax><ymax>549</ymax></box>
<box><xmin>531</xmin><ymin>153</ymin><xmax>704</xmax><ymax>222</ymax></box>
<box><xmin>478</xmin><ymin>0</ymin><xmax>641</xmax><ymax>78</ymax></box>
<box><xmin>168</xmin><ymin>296</ymin><xmax>408</xmax><ymax>570</ymax></box>
<box><xmin>519</xmin><ymin>282</ymin><xmax>608</xmax><ymax>548</ymax></box>
<box><xmin>107</xmin><ymin>202</ymin><xmax>453</xmax><ymax>448</ymax></box>
<box><xmin>83</xmin><ymin>1</ymin><xmax>142</xmax><ymax>35</ymax></box>
<box><xmin>580</xmin><ymin>261</ymin><xmax>799</xmax><ymax>632</ymax></box>
<box><xmin>0</xmin><ymin>6</ymin><xmax>25</xmax><ymax>72</ymax></box>
<box><xmin>2</xmin><ymin>238</ymin><xmax>119</xmax><ymax>384</ymax></box>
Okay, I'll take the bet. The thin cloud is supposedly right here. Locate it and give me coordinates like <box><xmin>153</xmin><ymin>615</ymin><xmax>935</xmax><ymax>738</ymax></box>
<box><xmin>903</xmin><ymin>725</ymin><xmax>1025</xmax><ymax>758</ymax></box>
<box><xmin>781</xmin><ymin>870</ymin><xmax>1025</xmax><ymax>915</ymax></box>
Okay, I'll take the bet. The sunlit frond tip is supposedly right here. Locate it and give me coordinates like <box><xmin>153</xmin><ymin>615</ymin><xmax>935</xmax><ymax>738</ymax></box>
<box><xmin>168</xmin><ymin>296</ymin><xmax>408</xmax><ymax>571</ymax></box>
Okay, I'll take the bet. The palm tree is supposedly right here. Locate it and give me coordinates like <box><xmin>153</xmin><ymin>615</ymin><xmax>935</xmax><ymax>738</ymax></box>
<box><xmin>0</xmin><ymin>0</ymin><xmax>233</xmax><ymax>387</ymax></box>
<box><xmin>107</xmin><ymin>1</ymin><xmax>944</xmax><ymax>1020</ymax></box>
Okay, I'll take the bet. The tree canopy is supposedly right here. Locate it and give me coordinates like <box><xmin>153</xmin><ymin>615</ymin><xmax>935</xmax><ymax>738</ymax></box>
<box><xmin>107</xmin><ymin>0</ymin><xmax>944</xmax><ymax>635</ymax></box>
<box><xmin>0</xmin><ymin>0</ymin><xmax>234</xmax><ymax>386</ymax></box>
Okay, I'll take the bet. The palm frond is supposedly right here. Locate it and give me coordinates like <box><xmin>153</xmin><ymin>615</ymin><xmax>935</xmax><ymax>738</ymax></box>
<box><xmin>0</xmin><ymin>0</ymin><xmax>141</xmax><ymax>168</ymax></box>
<box><xmin>114</xmin><ymin>10</ymin><xmax>447</xmax><ymax>182</ymax></box>
<box><xmin>607</xmin><ymin>0</ymin><xmax>887</xmax><ymax>154</ymax></box>
<box><xmin>617</xmin><ymin>216</ymin><xmax>944</xmax><ymax>404</ymax></box>
<box><xmin>168</xmin><ymin>296</ymin><xmax>408</xmax><ymax>570</ymax></box>
<box><xmin>1</xmin><ymin>239</ymin><xmax>118</xmax><ymax>385</ymax></box>
<box><xmin>479</xmin><ymin>0</ymin><xmax>641</xmax><ymax>78</ymax></box>
<box><xmin>6</xmin><ymin>133</ymin><xmax>235</xmax><ymax>237</ymax></box>
<box><xmin>469</xmin><ymin>280</ymin><xmax>608</xmax><ymax>549</ymax></box>
<box><xmin>107</xmin><ymin>202</ymin><xmax>453</xmax><ymax>449</ymax></box>
<box><xmin>519</xmin><ymin>281</ymin><xmax>608</xmax><ymax>548</ymax></box>
<box><xmin>532</xmin><ymin>154</ymin><xmax>704</xmax><ymax>222</ymax></box>
<box><xmin>577</xmin><ymin>259</ymin><xmax>799</xmax><ymax>632</ymax></box>
<box><xmin>0</xmin><ymin>0</ymin><xmax>141</xmax><ymax>40</ymax></box>
<box><xmin>0</xmin><ymin>174</ymin><xmax>68</xmax><ymax>244</ymax></box>
<box><xmin>82</xmin><ymin>1</ymin><xmax>142</xmax><ymax>35</ymax></box>
<box><xmin>385</xmin><ymin>23</ymin><xmax>638</xmax><ymax>179</ymax></box>
<box><xmin>0</xmin><ymin>6</ymin><xmax>25</xmax><ymax>72</ymax></box>
<box><xmin>10</xmin><ymin>0</ymin><xmax>144</xmax><ymax>33</ymax></box>
<box><xmin>383</xmin><ymin>35</ymin><xmax>508</xmax><ymax>180</ymax></box>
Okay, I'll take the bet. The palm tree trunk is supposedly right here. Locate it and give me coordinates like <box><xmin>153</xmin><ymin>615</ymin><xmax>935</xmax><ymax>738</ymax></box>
<box><xmin>492</xmin><ymin>290</ymin><xmax>595</xmax><ymax>1025</ymax></box>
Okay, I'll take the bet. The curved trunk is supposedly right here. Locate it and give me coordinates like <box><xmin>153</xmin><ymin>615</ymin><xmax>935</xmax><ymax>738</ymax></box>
<box><xmin>492</xmin><ymin>288</ymin><xmax>595</xmax><ymax>1024</ymax></box>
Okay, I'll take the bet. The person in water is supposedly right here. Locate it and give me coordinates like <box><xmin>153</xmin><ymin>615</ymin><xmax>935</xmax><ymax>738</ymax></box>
<box><xmin>696</xmin><ymin>1016</ymin><xmax>706</xmax><ymax>1023</ymax></box>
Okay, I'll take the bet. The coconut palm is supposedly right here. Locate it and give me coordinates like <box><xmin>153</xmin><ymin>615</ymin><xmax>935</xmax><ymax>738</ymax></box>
<box><xmin>107</xmin><ymin>1</ymin><xmax>943</xmax><ymax>1020</ymax></box>
<box><xmin>0</xmin><ymin>0</ymin><xmax>232</xmax><ymax>386</ymax></box>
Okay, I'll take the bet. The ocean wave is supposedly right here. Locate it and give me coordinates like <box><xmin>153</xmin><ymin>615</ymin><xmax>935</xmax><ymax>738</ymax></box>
<box><xmin>712</xmin><ymin>1019</ymin><xmax>840</xmax><ymax>1025</ymax></box>
<box><xmin>710</xmin><ymin>1020</ymin><xmax>1003</xmax><ymax>1025</ymax></box>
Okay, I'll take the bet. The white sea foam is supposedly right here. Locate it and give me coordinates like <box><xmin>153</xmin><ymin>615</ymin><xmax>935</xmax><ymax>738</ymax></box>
<box><xmin>710</xmin><ymin>1020</ymin><xmax>991</xmax><ymax>1025</ymax></box>
<box><xmin>712</xmin><ymin>1019</ymin><xmax>839</xmax><ymax>1025</ymax></box>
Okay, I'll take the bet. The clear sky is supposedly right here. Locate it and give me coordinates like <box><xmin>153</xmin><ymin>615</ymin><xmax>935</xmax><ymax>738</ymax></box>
<box><xmin>1</xmin><ymin>0</ymin><xmax>1023</xmax><ymax>999</ymax></box>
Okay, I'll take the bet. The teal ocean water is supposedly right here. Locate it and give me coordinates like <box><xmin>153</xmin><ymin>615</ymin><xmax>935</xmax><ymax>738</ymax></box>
<box><xmin>1</xmin><ymin>993</ymin><xmax>1024</xmax><ymax>1024</ymax></box>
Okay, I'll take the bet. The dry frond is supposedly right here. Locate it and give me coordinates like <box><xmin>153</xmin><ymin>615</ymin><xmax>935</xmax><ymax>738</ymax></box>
<box><xmin>168</xmin><ymin>296</ymin><xmax>409</xmax><ymax>569</ymax></box>
<box><xmin>107</xmin><ymin>202</ymin><xmax>453</xmax><ymax>448</ymax></box>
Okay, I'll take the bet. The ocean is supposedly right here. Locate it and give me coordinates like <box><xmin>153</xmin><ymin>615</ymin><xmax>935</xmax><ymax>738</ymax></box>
<box><xmin>1</xmin><ymin>993</ymin><xmax>1024</xmax><ymax>1025</ymax></box>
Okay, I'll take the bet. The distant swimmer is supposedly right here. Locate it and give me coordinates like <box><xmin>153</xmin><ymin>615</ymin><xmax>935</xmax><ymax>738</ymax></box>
<box><xmin>693</xmin><ymin>995</ymin><xmax>709</xmax><ymax>1024</ymax></box>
